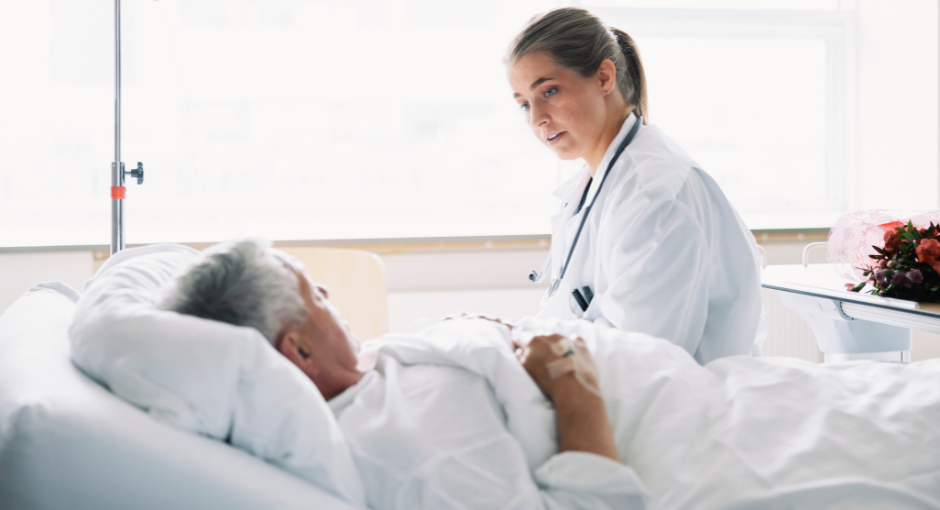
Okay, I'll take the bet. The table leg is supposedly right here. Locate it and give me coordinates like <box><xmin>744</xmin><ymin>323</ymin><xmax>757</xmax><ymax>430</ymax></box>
<box><xmin>777</xmin><ymin>291</ymin><xmax>911</xmax><ymax>363</ymax></box>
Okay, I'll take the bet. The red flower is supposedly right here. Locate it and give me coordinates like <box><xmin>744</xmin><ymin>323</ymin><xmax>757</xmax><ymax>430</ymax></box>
<box><xmin>917</xmin><ymin>238</ymin><xmax>940</xmax><ymax>265</ymax></box>
<box><xmin>933</xmin><ymin>261</ymin><xmax>940</xmax><ymax>275</ymax></box>
<box><xmin>880</xmin><ymin>221</ymin><xmax>905</xmax><ymax>230</ymax></box>
<box><xmin>883</xmin><ymin>230</ymin><xmax>902</xmax><ymax>252</ymax></box>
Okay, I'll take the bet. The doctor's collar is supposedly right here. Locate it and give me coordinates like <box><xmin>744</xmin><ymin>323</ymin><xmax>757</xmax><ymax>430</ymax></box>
<box><xmin>550</xmin><ymin>112</ymin><xmax>638</xmax><ymax>204</ymax></box>
<box><xmin>595</xmin><ymin>113</ymin><xmax>637</xmax><ymax>176</ymax></box>
<box><xmin>551</xmin><ymin>164</ymin><xmax>591</xmax><ymax>204</ymax></box>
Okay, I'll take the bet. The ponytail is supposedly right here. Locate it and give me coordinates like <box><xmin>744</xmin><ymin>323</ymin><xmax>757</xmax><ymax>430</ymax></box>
<box><xmin>610</xmin><ymin>28</ymin><xmax>647</xmax><ymax>123</ymax></box>
<box><xmin>507</xmin><ymin>8</ymin><xmax>649</xmax><ymax>124</ymax></box>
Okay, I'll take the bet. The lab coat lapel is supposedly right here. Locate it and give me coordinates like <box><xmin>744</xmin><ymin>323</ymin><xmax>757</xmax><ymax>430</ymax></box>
<box><xmin>549</xmin><ymin>210</ymin><xmax>566</xmax><ymax>277</ymax></box>
<box><xmin>594</xmin><ymin>114</ymin><xmax>637</xmax><ymax>182</ymax></box>
<box><xmin>549</xmin><ymin>166</ymin><xmax>591</xmax><ymax>278</ymax></box>
<box><xmin>537</xmin><ymin>280</ymin><xmax>577</xmax><ymax>320</ymax></box>
<box><xmin>550</xmin><ymin>166</ymin><xmax>591</xmax><ymax>204</ymax></box>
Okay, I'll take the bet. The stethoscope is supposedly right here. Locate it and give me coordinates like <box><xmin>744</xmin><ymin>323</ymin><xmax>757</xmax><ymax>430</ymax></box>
<box><xmin>528</xmin><ymin>116</ymin><xmax>643</xmax><ymax>312</ymax></box>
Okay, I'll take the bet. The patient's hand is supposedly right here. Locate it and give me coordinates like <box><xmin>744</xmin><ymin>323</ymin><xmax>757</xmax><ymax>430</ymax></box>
<box><xmin>443</xmin><ymin>312</ymin><xmax>515</xmax><ymax>330</ymax></box>
<box><xmin>518</xmin><ymin>334</ymin><xmax>619</xmax><ymax>462</ymax></box>
<box><xmin>516</xmin><ymin>334</ymin><xmax>592</xmax><ymax>400</ymax></box>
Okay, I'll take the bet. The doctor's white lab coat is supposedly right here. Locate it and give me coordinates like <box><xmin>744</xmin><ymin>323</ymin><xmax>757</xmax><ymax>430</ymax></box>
<box><xmin>539</xmin><ymin>114</ymin><xmax>764</xmax><ymax>364</ymax></box>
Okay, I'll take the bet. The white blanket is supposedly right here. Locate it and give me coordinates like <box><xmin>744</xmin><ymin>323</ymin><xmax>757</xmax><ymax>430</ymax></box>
<box><xmin>363</xmin><ymin>317</ymin><xmax>940</xmax><ymax>510</ymax></box>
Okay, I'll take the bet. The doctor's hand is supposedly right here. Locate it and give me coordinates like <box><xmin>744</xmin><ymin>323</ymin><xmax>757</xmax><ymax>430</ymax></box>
<box><xmin>443</xmin><ymin>312</ymin><xmax>515</xmax><ymax>330</ymax></box>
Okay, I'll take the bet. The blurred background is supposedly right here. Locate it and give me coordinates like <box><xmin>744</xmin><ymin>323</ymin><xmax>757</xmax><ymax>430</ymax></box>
<box><xmin>3</xmin><ymin>0</ymin><xmax>937</xmax><ymax>247</ymax></box>
<box><xmin>2</xmin><ymin>0</ymin><xmax>939</xmax><ymax>361</ymax></box>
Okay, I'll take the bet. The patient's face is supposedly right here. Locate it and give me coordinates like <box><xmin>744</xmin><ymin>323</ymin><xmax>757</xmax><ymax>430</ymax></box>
<box><xmin>279</xmin><ymin>265</ymin><xmax>362</xmax><ymax>400</ymax></box>
<box><xmin>302</xmin><ymin>280</ymin><xmax>361</xmax><ymax>368</ymax></box>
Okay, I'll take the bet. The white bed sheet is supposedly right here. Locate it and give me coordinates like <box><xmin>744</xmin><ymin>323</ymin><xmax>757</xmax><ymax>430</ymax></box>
<box><xmin>366</xmin><ymin>317</ymin><xmax>940</xmax><ymax>510</ymax></box>
<box><xmin>6</xmin><ymin>278</ymin><xmax>938</xmax><ymax>509</ymax></box>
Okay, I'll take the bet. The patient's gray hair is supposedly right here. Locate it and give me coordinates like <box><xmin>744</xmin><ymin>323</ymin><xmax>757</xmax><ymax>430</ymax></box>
<box><xmin>162</xmin><ymin>239</ymin><xmax>309</xmax><ymax>345</ymax></box>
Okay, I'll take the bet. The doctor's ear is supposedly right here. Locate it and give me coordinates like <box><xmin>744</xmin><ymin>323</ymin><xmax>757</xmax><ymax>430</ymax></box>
<box><xmin>596</xmin><ymin>58</ymin><xmax>618</xmax><ymax>96</ymax></box>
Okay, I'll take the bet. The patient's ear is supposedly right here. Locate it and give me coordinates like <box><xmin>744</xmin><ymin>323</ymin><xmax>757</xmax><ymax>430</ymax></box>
<box><xmin>278</xmin><ymin>331</ymin><xmax>320</xmax><ymax>376</ymax></box>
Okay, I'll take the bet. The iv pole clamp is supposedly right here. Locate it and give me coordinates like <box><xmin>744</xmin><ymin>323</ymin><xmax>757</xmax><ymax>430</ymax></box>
<box><xmin>110</xmin><ymin>0</ymin><xmax>144</xmax><ymax>255</ymax></box>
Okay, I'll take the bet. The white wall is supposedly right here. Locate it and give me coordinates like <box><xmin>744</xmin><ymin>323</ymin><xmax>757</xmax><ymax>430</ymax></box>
<box><xmin>0</xmin><ymin>251</ymin><xmax>94</xmax><ymax>312</ymax></box>
<box><xmin>381</xmin><ymin>243</ymin><xmax>940</xmax><ymax>363</ymax></box>
<box><xmin>3</xmin><ymin>243</ymin><xmax>939</xmax><ymax>363</ymax></box>
<box><xmin>382</xmin><ymin>245</ymin><xmax>831</xmax><ymax>359</ymax></box>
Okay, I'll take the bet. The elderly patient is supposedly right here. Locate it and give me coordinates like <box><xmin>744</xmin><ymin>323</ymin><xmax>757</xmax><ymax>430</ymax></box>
<box><xmin>163</xmin><ymin>240</ymin><xmax>940</xmax><ymax>510</ymax></box>
<box><xmin>163</xmin><ymin>239</ymin><xmax>645</xmax><ymax>510</ymax></box>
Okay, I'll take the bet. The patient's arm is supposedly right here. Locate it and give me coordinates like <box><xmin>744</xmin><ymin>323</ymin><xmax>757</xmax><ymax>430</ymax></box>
<box><xmin>519</xmin><ymin>334</ymin><xmax>619</xmax><ymax>462</ymax></box>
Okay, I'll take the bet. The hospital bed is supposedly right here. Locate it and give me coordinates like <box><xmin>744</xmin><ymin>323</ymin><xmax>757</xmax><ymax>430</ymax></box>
<box><xmin>0</xmin><ymin>246</ymin><xmax>388</xmax><ymax>510</ymax></box>
<box><xmin>0</xmin><ymin>283</ymin><xmax>358</xmax><ymax>510</ymax></box>
<box><xmin>5</xmin><ymin>243</ymin><xmax>939</xmax><ymax>510</ymax></box>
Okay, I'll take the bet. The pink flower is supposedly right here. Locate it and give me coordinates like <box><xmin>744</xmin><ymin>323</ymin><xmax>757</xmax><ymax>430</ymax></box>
<box><xmin>908</xmin><ymin>269</ymin><xmax>924</xmax><ymax>284</ymax></box>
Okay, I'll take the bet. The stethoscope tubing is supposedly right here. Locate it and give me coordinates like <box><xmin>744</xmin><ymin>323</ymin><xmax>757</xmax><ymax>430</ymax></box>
<box><xmin>531</xmin><ymin>116</ymin><xmax>643</xmax><ymax>294</ymax></box>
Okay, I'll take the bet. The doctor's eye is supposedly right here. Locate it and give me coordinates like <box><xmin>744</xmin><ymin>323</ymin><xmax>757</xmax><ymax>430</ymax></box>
<box><xmin>518</xmin><ymin>102</ymin><xmax>530</xmax><ymax>111</ymax></box>
<box><xmin>544</xmin><ymin>88</ymin><xmax>557</xmax><ymax>98</ymax></box>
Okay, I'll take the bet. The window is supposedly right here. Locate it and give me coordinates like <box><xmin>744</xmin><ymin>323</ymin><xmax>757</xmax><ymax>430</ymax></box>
<box><xmin>592</xmin><ymin>4</ymin><xmax>853</xmax><ymax>228</ymax></box>
<box><xmin>1</xmin><ymin>0</ymin><xmax>937</xmax><ymax>248</ymax></box>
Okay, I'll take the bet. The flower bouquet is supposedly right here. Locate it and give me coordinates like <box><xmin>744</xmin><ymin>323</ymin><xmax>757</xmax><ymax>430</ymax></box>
<box><xmin>848</xmin><ymin>220</ymin><xmax>940</xmax><ymax>301</ymax></box>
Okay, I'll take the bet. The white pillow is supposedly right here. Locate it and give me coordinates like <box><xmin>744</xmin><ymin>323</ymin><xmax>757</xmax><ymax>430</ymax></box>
<box><xmin>0</xmin><ymin>283</ymin><xmax>361</xmax><ymax>510</ymax></box>
<box><xmin>68</xmin><ymin>244</ymin><xmax>366</xmax><ymax>507</ymax></box>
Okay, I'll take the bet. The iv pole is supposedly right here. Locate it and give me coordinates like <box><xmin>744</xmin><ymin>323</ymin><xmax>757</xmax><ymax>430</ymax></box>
<box><xmin>111</xmin><ymin>0</ymin><xmax>144</xmax><ymax>255</ymax></box>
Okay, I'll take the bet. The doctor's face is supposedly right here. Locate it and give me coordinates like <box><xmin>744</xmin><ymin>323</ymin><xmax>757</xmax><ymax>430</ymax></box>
<box><xmin>509</xmin><ymin>51</ymin><xmax>609</xmax><ymax>162</ymax></box>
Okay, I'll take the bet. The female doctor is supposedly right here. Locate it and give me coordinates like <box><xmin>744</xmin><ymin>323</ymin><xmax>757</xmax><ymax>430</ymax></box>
<box><xmin>507</xmin><ymin>8</ymin><xmax>765</xmax><ymax>364</ymax></box>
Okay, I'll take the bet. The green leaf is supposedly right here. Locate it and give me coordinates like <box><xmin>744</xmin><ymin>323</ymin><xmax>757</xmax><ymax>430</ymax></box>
<box><xmin>902</xmin><ymin>232</ymin><xmax>916</xmax><ymax>241</ymax></box>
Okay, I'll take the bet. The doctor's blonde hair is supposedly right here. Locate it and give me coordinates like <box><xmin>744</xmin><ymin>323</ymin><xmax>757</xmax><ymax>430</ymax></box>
<box><xmin>507</xmin><ymin>7</ymin><xmax>648</xmax><ymax>124</ymax></box>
